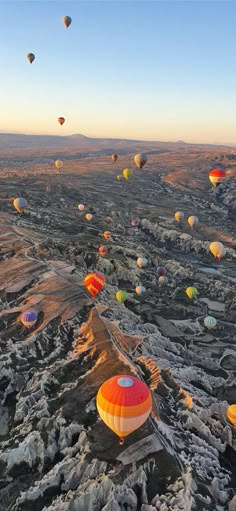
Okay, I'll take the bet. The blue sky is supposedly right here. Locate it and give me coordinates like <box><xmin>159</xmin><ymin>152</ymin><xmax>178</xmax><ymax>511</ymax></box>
<box><xmin>0</xmin><ymin>1</ymin><xmax>235</xmax><ymax>143</ymax></box>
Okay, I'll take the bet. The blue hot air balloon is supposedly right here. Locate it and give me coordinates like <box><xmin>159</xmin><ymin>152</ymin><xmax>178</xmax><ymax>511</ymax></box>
<box><xmin>20</xmin><ymin>310</ymin><xmax>38</xmax><ymax>329</ymax></box>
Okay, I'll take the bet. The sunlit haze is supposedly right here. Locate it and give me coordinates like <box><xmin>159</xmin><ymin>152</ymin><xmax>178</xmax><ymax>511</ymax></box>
<box><xmin>0</xmin><ymin>0</ymin><xmax>235</xmax><ymax>144</ymax></box>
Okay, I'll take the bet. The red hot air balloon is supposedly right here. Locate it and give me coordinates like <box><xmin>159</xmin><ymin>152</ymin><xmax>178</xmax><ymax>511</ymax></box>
<box><xmin>58</xmin><ymin>117</ymin><xmax>65</xmax><ymax>126</ymax></box>
<box><xmin>84</xmin><ymin>272</ymin><xmax>105</xmax><ymax>297</ymax></box>
<box><xmin>98</xmin><ymin>246</ymin><xmax>108</xmax><ymax>256</ymax></box>
<box><xmin>209</xmin><ymin>169</ymin><xmax>226</xmax><ymax>187</ymax></box>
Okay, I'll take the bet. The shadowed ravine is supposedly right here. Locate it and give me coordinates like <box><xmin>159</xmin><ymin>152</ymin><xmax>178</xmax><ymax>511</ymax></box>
<box><xmin>0</xmin><ymin>151</ymin><xmax>235</xmax><ymax>511</ymax></box>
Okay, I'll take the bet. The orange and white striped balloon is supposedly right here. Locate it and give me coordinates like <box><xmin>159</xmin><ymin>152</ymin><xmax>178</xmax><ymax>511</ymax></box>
<box><xmin>84</xmin><ymin>272</ymin><xmax>105</xmax><ymax>297</ymax></box>
<box><xmin>96</xmin><ymin>375</ymin><xmax>152</xmax><ymax>444</ymax></box>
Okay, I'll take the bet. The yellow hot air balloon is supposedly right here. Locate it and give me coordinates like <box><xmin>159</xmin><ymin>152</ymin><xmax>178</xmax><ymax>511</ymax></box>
<box><xmin>62</xmin><ymin>16</ymin><xmax>72</xmax><ymax>28</ymax></box>
<box><xmin>123</xmin><ymin>168</ymin><xmax>133</xmax><ymax>180</ymax></box>
<box><xmin>26</xmin><ymin>53</ymin><xmax>35</xmax><ymax>64</ymax></box>
<box><xmin>85</xmin><ymin>213</ymin><xmax>93</xmax><ymax>221</ymax></box>
<box><xmin>175</xmin><ymin>211</ymin><xmax>184</xmax><ymax>223</ymax></box>
<box><xmin>186</xmin><ymin>287</ymin><xmax>199</xmax><ymax>299</ymax></box>
<box><xmin>134</xmin><ymin>153</ymin><xmax>147</xmax><ymax>169</ymax></box>
<box><xmin>227</xmin><ymin>405</ymin><xmax>236</xmax><ymax>426</ymax></box>
<box><xmin>188</xmin><ymin>215</ymin><xmax>198</xmax><ymax>228</ymax></box>
<box><xmin>116</xmin><ymin>290</ymin><xmax>128</xmax><ymax>303</ymax></box>
<box><xmin>116</xmin><ymin>175</ymin><xmax>122</xmax><ymax>181</ymax></box>
<box><xmin>209</xmin><ymin>242</ymin><xmax>225</xmax><ymax>261</ymax></box>
<box><xmin>55</xmin><ymin>160</ymin><xmax>63</xmax><ymax>170</ymax></box>
<box><xmin>96</xmin><ymin>375</ymin><xmax>152</xmax><ymax>444</ymax></box>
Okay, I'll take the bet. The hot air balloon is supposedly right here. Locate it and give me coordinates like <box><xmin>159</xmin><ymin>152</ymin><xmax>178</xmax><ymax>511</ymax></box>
<box><xmin>105</xmin><ymin>217</ymin><xmax>113</xmax><ymax>223</ymax></box>
<box><xmin>78</xmin><ymin>204</ymin><xmax>85</xmax><ymax>211</ymax></box>
<box><xmin>20</xmin><ymin>310</ymin><xmax>38</xmax><ymax>329</ymax></box>
<box><xmin>116</xmin><ymin>290</ymin><xmax>128</xmax><ymax>303</ymax></box>
<box><xmin>209</xmin><ymin>169</ymin><xmax>226</xmax><ymax>187</ymax></box>
<box><xmin>116</xmin><ymin>175</ymin><xmax>122</xmax><ymax>181</ymax></box>
<box><xmin>112</xmin><ymin>154</ymin><xmax>118</xmax><ymax>162</ymax></box>
<box><xmin>130</xmin><ymin>219</ymin><xmax>137</xmax><ymax>227</ymax></box>
<box><xmin>98</xmin><ymin>246</ymin><xmax>108</xmax><ymax>257</ymax></box>
<box><xmin>157</xmin><ymin>266</ymin><xmax>166</xmax><ymax>276</ymax></box>
<box><xmin>84</xmin><ymin>272</ymin><xmax>105</xmax><ymax>297</ymax></box>
<box><xmin>123</xmin><ymin>168</ymin><xmax>133</xmax><ymax>180</ymax></box>
<box><xmin>186</xmin><ymin>287</ymin><xmax>199</xmax><ymax>299</ymax></box>
<box><xmin>134</xmin><ymin>153</ymin><xmax>147</xmax><ymax>169</ymax></box>
<box><xmin>175</xmin><ymin>211</ymin><xmax>184</xmax><ymax>223</ymax></box>
<box><xmin>96</xmin><ymin>375</ymin><xmax>152</xmax><ymax>444</ymax></box>
<box><xmin>13</xmin><ymin>197</ymin><xmax>27</xmax><ymax>214</ymax></box>
<box><xmin>55</xmin><ymin>160</ymin><xmax>63</xmax><ymax>170</ymax></box>
<box><xmin>204</xmin><ymin>316</ymin><xmax>217</xmax><ymax>330</ymax></box>
<box><xmin>227</xmin><ymin>405</ymin><xmax>236</xmax><ymax>426</ymax></box>
<box><xmin>58</xmin><ymin>117</ymin><xmax>65</xmax><ymax>126</ymax></box>
<box><xmin>137</xmin><ymin>257</ymin><xmax>148</xmax><ymax>269</ymax></box>
<box><xmin>26</xmin><ymin>53</ymin><xmax>35</xmax><ymax>64</ymax></box>
<box><xmin>85</xmin><ymin>213</ymin><xmax>93</xmax><ymax>221</ymax></box>
<box><xmin>103</xmin><ymin>231</ymin><xmax>111</xmax><ymax>240</ymax></box>
<box><xmin>46</xmin><ymin>185</ymin><xmax>51</xmax><ymax>192</ymax></box>
<box><xmin>209</xmin><ymin>241</ymin><xmax>226</xmax><ymax>261</ymax></box>
<box><xmin>188</xmin><ymin>215</ymin><xmax>198</xmax><ymax>228</ymax></box>
<box><xmin>135</xmin><ymin>285</ymin><xmax>146</xmax><ymax>295</ymax></box>
<box><xmin>62</xmin><ymin>16</ymin><xmax>72</xmax><ymax>28</ymax></box>
<box><xmin>159</xmin><ymin>275</ymin><xmax>168</xmax><ymax>286</ymax></box>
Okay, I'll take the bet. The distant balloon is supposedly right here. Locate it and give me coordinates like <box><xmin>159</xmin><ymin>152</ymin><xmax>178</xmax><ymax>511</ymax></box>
<box><xmin>55</xmin><ymin>160</ymin><xmax>63</xmax><ymax>170</ymax></box>
<box><xmin>62</xmin><ymin>16</ymin><xmax>72</xmax><ymax>28</ymax></box>
<box><xmin>175</xmin><ymin>211</ymin><xmax>185</xmax><ymax>223</ymax></box>
<box><xmin>188</xmin><ymin>215</ymin><xmax>198</xmax><ymax>228</ymax></box>
<box><xmin>157</xmin><ymin>266</ymin><xmax>166</xmax><ymax>276</ymax></box>
<box><xmin>105</xmin><ymin>217</ymin><xmax>113</xmax><ymax>223</ymax></box>
<box><xmin>98</xmin><ymin>246</ymin><xmax>108</xmax><ymax>257</ymax></box>
<box><xmin>158</xmin><ymin>275</ymin><xmax>168</xmax><ymax>286</ymax></box>
<box><xmin>112</xmin><ymin>154</ymin><xmax>118</xmax><ymax>162</ymax></box>
<box><xmin>130</xmin><ymin>219</ymin><xmax>138</xmax><ymax>227</ymax></box>
<box><xmin>209</xmin><ymin>169</ymin><xmax>226</xmax><ymax>187</ymax></box>
<box><xmin>96</xmin><ymin>375</ymin><xmax>152</xmax><ymax>444</ymax></box>
<box><xmin>116</xmin><ymin>175</ymin><xmax>122</xmax><ymax>181</ymax></box>
<box><xmin>84</xmin><ymin>272</ymin><xmax>105</xmax><ymax>297</ymax></box>
<box><xmin>134</xmin><ymin>153</ymin><xmax>147</xmax><ymax>169</ymax></box>
<box><xmin>58</xmin><ymin>117</ymin><xmax>65</xmax><ymax>126</ymax></box>
<box><xmin>123</xmin><ymin>168</ymin><xmax>133</xmax><ymax>180</ymax></box>
<box><xmin>26</xmin><ymin>53</ymin><xmax>35</xmax><ymax>64</ymax></box>
<box><xmin>78</xmin><ymin>203</ymin><xmax>85</xmax><ymax>211</ymax></box>
<box><xmin>137</xmin><ymin>257</ymin><xmax>148</xmax><ymax>269</ymax></box>
<box><xmin>186</xmin><ymin>287</ymin><xmax>199</xmax><ymax>299</ymax></box>
<box><xmin>103</xmin><ymin>231</ymin><xmax>111</xmax><ymax>240</ymax></box>
<box><xmin>135</xmin><ymin>285</ymin><xmax>146</xmax><ymax>295</ymax></box>
<box><xmin>85</xmin><ymin>213</ymin><xmax>93</xmax><ymax>221</ymax></box>
<box><xmin>20</xmin><ymin>310</ymin><xmax>38</xmax><ymax>329</ymax></box>
<box><xmin>13</xmin><ymin>197</ymin><xmax>27</xmax><ymax>214</ymax></box>
<box><xmin>204</xmin><ymin>316</ymin><xmax>217</xmax><ymax>330</ymax></box>
<box><xmin>227</xmin><ymin>405</ymin><xmax>236</xmax><ymax>426</ymax></box>
<box><xmin>209</xmin><ymin>241</ymin><xmax>225</xmax><ymax>261</ymax></box>
<box><xmin>46</xmin><ymin>185</ymin><xmax>51</xmax><ymax>192</ymax></box>
<box><xmin>116</xmin><ymin>290</ymin><xmax>128</xmax><ymax>303</ymax></box>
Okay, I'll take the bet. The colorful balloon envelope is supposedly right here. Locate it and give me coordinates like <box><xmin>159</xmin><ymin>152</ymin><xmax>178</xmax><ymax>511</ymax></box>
<box><xmin>130</xmin><ymin>219</ymin><xmax>138</xmax><ymax>227</ymax></box>
<box><xmin>84</xmin><ymin>272</ymin><xmax>105</xmax><ymax>297</ymax></box>
<box><xmin>116</xmin><ymin>290</ymin><xmax>128</xmax><ymax>303</ymax></box>
<box><xmin>123</xmin><ymin>168</ymin><xmax>133</xmax><ymax>180</ymax></box>
<box><xmin>20</xmin><ymin>310</ymin><xmax>38</xmax><ymax>329</ymax></box>
<box><xmin>58</xmin><ymin>117</ymin><xmax>65</xmax><ymax>126</ymax></box>
<box><xmin>157</xmin><ymin>266</ymin><xmax>166</xmax><ymax>276</ymax></box>
<box><xmin>209</xmin><ymin>169</ymin><xmax>226</xmax><ymax>187</ymax></box>
<box><xmin>26</xmin><ymin>53</ymin><xmax>35</xmax><ymax>64</ymax></box>
<box><xmin>175</xmin><ymin>211</ymin><xmax>184</xmax><ymax>223</ymax></box>
<box><xmin>158</xmin><ymin>275</ymin><xmax>168</xmax><ymax>286</ymax></box>
<box><xmin>112</xmin><ymin>154</ymin><xmax>118</xmax><ymax>162</ymax></box>
<box><xmin>204</xmin><ymin>316</ymin><xmax>217</xmax><ymax>330</ymax></box>
<box><xmin>116</xmin><ymin>175</ymin><xmax>122</xmax><ymax>181</ymax></box>
<box><xmin>55</xmin><ymin>160</ymin><xmax>63</xmax><ymax>170</ymax></box>
<box><xmin>62</xmin><ymin>16</ymin><xmax>72</xmax><ymax>28</ymax></box>
<box><xmin>186</xmin><ymin>287</ymin><xmax>199</xmax><ymax>299</ymax></box>
<box><xmin>227</xmin><ymin>405</ymin><xmax>236</xmax><ymax>426</ymax></box>
<box><xmin>78</xmin><ymin>203</ymin><xmax>85</xmax><ymax>211</ymax></box>
<box><xmin>98</xmin><ymin>246</ymin><xmax>108</xmax><ymax>256</ymax></box>
<box><xmin>13</xmin><ymin>197</ymin><xmax>27</xmax><ymax>214</ymax></box>
<box><xmin>96</xmin><ymin>375</ymin><xmax>152</xmax><ymax>444</ymax></box>
<box><xmin>135</xmin><ymin>285</ymin><xmax>146</xmax><ymax>295</ymax></box>
<box><xmin>85</xmin><ymin>213</ymin><xmax>93</xmax><ymax>221</ymax></box>
<box><xmin>103</xmin><ymin>231</ymin><xmax>111</xmax><ymax>240</ymax></box>
<box><xmin>188</xmin><ymin>215</ymin><xmax>198</xmax><ymax>228</ymax></box>
<box><xmin>137</xmin><ymin>257</ymin><xmax>148</xmax><ymax>269</ymax></box>
<box><xmin>134</xmin><ymin>153</ymin><xmax>147</xmax><ymax>169</ymax></box>
<box><xmin>209</xmin><ymin>241</ymin><xmax>225</xmax><ymax>261</ymax></box>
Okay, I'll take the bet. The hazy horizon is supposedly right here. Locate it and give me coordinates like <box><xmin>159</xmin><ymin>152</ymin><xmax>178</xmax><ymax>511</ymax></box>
<box><xmin>0</xmin><ymin>1</ymin><xmax>235</xmax><ymax>145</ymax></box>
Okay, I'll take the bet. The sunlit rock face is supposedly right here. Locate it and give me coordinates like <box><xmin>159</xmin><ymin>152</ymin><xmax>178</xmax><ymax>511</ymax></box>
<box><xmin>0</xmin><ymin>150</ymin><xmax>235</xmax><ymax>510</ymax></box>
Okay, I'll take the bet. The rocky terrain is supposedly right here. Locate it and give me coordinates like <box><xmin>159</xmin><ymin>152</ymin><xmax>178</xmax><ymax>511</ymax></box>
<box><xmin>0</xmin><ymin>145</ymin><xmax>235</xmax><ymax>511</ymax></box>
